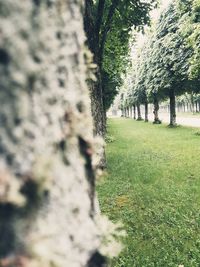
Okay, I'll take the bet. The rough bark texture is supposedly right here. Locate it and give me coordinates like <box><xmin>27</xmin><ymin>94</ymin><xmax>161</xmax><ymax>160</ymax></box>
<box><xmin>0</xmin><ymin>1</ymin><xmax>105</xmax><ymax>267</ymax></box>
<box><xmin>89</xmin><ymin>76</ymin><xmax>106</xmax><ymax>137</ymax></box>
<box><xmin>153</xmin><ymin>96</ymin><xmax>161</xmax><ymax>124</ymax></box>
<box><xmin>169</xmin><ymin>89</ymin><xmax>176</xmax><ymax>126</ymax></box>
<box><xmin>84</xmin><ymin>3</ymin><xmax>106</xmax><ymax>138</ymax></box>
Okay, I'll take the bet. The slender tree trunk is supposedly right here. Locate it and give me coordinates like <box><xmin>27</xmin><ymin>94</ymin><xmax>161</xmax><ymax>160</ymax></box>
<box><xmin>169</xmin><ymin>89</ymin><xmax>176</xmax><ymax>126</ymax></box>
<box><xmin>137</xmin><ymin>103</ymin><xmax>143</xmax><ymax>121</ymax></box>
<box><xmin>127</xmin><ymin>107</ymin><xmax>130</xmax><ymax>118</ymax></box>
<box><xmin>145</xmin><ymin>102</ymin><xmax>148</xmax><ymax>122</ymax></box>
<box><xmin>177</xmin><ymin>103</ymin><xmax>180</xmax><ymax>112</ymax></box>
<box><xmin>183</xmin><ymin>103</ymin><xmax>185</xmax><ymax>112</ymax></box>
<box><xmin>133</xmin><ymin>104</ymin><xmax>136</xmax><ymax>120</ymax></box>
<box><xmin>190</xmin><ymin>93</ymin><xmax>194</xmax><ymax>113</ymax></box>
<box><xmin>153</xmin><ymin>96</ymin><xmax>161</xmax><ymax>124</ymax></box>
<box><xmin>186</xmin><ymin>102</ymin><xmax>189</xmax><ymax>112</ymax></box>
<box><xmin>130</xmin><ymin>106</ymin><xmax>133</xmax><ymax>118</ymax></box>
<box><xmin>0</xmin><ymin>1</ymin><xmax>106</xmax><ymax>267</ymax></box>
<box><xmin>196</xmin><ymin>101</ymin><xmax>198</xmax><ymax>113</ymax></box>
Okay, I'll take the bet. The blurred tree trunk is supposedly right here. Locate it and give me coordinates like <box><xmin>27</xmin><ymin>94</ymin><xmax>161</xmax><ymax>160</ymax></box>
<box><xmin>190</xmin><ymin>93</ymin><xmax>195</xmax><ymax>114</ymax></box>
<box><xmin>195</xmin><ymin>101</ymin><xmax>198</xmax><ymax>113</ymax></box>
<box><xmin>144</xmin><ymin>102</ymin><xmax>148</xmax><ymax>122</ymax></box>
<box><xmin>125</xmin><ymin>108</ymin><xmax>127</xmax><ymax>117</ymax></box>
<box><xmin>153</xmin><ymin>96</ymin><xmax>161</xmax><ymax>124</ymax></box>
<box><xmin>133</xmin><ymin>104</ymin><xmax>136</xmax><ymax>120</ymax></box>
<box><xmin>136</xmin><ymin>104</ymin><xmax>142</xmax><ymax>121</ymax></box>
<box><xmin>0</xmin><ymin>1</ymin><xmax>105</xmax><ymax>267</ymax></box>
<box><xmin>130</xmin><ymin>106</ymin><xmax>133</xmax><ymax>118</ymax></box>
<box><xmin>169</xmin><ymin>89</ymin><xmax>176</xmax><ymax>126</ymax></box>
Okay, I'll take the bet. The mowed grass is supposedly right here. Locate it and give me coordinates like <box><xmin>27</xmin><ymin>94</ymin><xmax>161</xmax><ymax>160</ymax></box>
<box><xmin>97</xmin><ymin>118</ymin><xmax>200</xmax><ymax>267</ymax></box>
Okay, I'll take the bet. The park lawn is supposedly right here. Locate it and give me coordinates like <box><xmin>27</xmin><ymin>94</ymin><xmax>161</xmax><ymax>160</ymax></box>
<box><xmin>97</xmin><ymin>118</ymin><xmax>200</xmax><ymax>267</ymax></box>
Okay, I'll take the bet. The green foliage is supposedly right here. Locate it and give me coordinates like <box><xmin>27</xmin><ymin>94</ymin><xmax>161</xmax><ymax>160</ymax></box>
<box><xmin>102</xmin><ymin>71</ymin><xmax>120</xmax><ymax>111</ymax></box>
<box><xmin>105</xmin><ymin>134</ymin><xmax>116</xmax><ymax>143</ymax></box>
<box><xmin>121</xmin><ymin>1</ymin><xmax>200</xmax><ymax>110</ymax></box>
<box><xmin>90</xmin><ymin>0</ymin><xmax>158</xmax><ymax>110</ymax></box>
<box><xmin>176</xmin><ymin>0</ymin><xmax>200</xmax><ymax>79</ymax></box>
<box><xmin>145</xmin><ymin>3</ymin><xmax>193</xmax><ymax>100</ymax></box>
<box><xmin>98</xmin><ymin>118</ymin><xmax>200</xmax><ymax>267</ymax></box>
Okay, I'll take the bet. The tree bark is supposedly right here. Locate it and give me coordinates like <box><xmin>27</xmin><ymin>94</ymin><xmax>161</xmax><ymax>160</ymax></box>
<box><xmin>137</xmin><ymin>104</ymin><xmax>143</xmax><ymax>121</ymax></box>
<box><xmin>130</xmin><ymin>106</ymin><xmax>133</xmax><ymax>118</ymax></box>
<box><xmin>169</xmin><ymin>89</ymin><xmax>176</xmax><ymax>126</ymax></box>
<box><xmin>0</xmin><ymin>1</ymin><xmax>106</xmax><ymax>267</ymax></box>
<box><xmin>89</xmin><ymin>75</ymin><xmax>106</xmax><ymax>137</ymax></box>
<box><xmin>195</xmin><ymin>101</ymin><xmax>198</xmax><ymax>113</ymax></box>
<box><xmin>84</xmin><ymin>2</ymin><xmax>106</xmax><ymax>138</ymax></box>
<box><xmin>124</xmin><ymin>108</ymin><xmax>126</xmax><ymax>117</ymax></box>
<box><xmin>145</xmin><ymin>102</ymin><xmax>149</xmax><ymax>122</ymax></box>
<box><xmin>153</xmin><ymin>96</ymin><xmax>161</xmax><ymax>124</ymax></box>
<box><xmin>184</xmin><ymin>103</ymin><xmax>186</xmax><ymax>112</ymax></box>
<box><xmin>133</xmin><ymin>104</ymin><xmax>136</xmax><ymax>120</ymax></box>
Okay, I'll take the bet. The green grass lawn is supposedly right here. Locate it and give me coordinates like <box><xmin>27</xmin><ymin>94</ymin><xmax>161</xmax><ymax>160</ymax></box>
<box><xmin>97</xmin><ymin>118</ymin><xmax>200</xmax><ymax>267</ymax></box>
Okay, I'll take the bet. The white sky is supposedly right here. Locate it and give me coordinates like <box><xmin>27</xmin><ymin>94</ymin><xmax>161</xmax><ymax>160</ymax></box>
<box><xmin>151</xmin><ymin>0</ymin><xmax>173</xmax><ymax>20</ymax></box>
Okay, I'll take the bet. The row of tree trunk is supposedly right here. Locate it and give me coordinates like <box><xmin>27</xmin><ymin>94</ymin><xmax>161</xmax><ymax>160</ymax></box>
<box><xmin>122</xmin><ymin>103</ymin><xmax>149</xmax><ymax>122</ymax></box>
<box><xmin>122</xmin><ymin>90</ymin><xmax>178</xmax><ymax>127</ymax></box>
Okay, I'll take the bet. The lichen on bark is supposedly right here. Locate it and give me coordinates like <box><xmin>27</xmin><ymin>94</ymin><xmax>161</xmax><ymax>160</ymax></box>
<box><xmin>0</xmin><ymin>1</ymin><xmax>106</xmax><ymax>266</ymax></box>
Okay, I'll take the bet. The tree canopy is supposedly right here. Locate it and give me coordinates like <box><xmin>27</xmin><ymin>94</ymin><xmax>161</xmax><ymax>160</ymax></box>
<box><xmin>120</xmin><ymin>0</ymin><xmax>200</xmax><ymax>126</ymax></box>
<box><xmin>84</xmin><ymin>0</ymin><xmax>158</xmax><ymax>137</ymax></box>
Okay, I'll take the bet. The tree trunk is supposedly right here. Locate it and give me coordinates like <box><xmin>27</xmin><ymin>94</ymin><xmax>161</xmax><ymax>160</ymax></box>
<box><xmin>0</xmin><ymin>1</ymin><xmax>106</xmax><ymax>267</ymax></box>
<box><xmin>133</xmin><ymin>104</ymin><xmax>136</xmax><ymax>120</ymax></box>
<box><xmin>191</xmin><ymin>93</ymin><xmax>195</xmax><ymax>114</ymax></box>
<box><xmin>186</xmin><ymin>102</ymin><xmax>189</xmax><ymax>112</ymax></box>
<box><xmin>130</xmin><ymin>106</ymin><xmax>133</xmax><ymax>118</ymax></box>
<box><xmin>84</xmin><ymin>3</ymin><xmax>106</xmax><ymax>139</ymax></box>
<box><xmin>153</xmin><ymin>96</ymin><xmax>161</xmax><ymax>124</ymax></box>
<box><xmin>196</xmin><ymin>101</ymin><xmax>198</xmax><ymax>113</ymax></box>
<box><xmin>183</xmin><ymin>103</ymin><xmax>185</xmax><ymax>112</ymax></box>
<box><xmin>136</xmin><ymin>104</ymin><xmax>143</xmax><ymax>121</ymax></box>
<box><xmin>145</xmin><ymin>102</ymin><xmax>148</xmax><ymax>122</ymax></box>
<box><xmin>90</xmin><ymin>76</ymin><xmax>106</xmax><ymax>137</ymax></box>
<box><xmin>169</xmin><ymin>89</ymin><xmax>176</xmax><ymax>126</ymax></box>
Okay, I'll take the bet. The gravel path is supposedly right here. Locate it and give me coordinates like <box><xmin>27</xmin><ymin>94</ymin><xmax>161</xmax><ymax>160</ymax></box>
<box><xmin>148</xmin><ymin>113</ymin><xmax>200</xmax><ymax>128</ymax></box>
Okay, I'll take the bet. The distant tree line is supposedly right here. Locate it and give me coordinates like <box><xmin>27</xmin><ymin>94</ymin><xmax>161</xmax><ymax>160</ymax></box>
<box><xmin>120</xmin><ymin>0</ymin><xmax>200</xmax><ymax>126</ymax></box>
